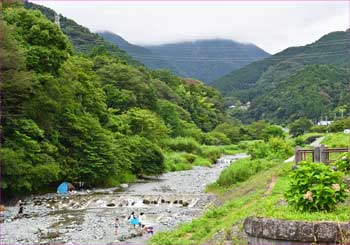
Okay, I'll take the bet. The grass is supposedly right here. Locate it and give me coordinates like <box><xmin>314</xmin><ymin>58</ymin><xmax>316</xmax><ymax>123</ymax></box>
<box><xmin>213</xmin><ymin>157</ymin><xmax>280</xmax><ymax>187</ymax></box>
<box><xmin>322</xmin><ymin>132</ymin><xmax>350</xmax><ymax>148</ymax></box>
<box><xmin>150</xmin><ymin>160</ymin><xmax>350</xmax><ymax>244</ymax></box>
<box><xmin>164</xmin><ymin>144</ymin><xmax>244</xmax><ymax>172</ymax></box>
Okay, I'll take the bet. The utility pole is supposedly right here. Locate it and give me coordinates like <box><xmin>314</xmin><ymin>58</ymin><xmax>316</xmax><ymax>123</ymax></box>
<box><xmin>54</xmin><ymin>13</ymin><xmax>61</xmax><ymax>28</ymax></box>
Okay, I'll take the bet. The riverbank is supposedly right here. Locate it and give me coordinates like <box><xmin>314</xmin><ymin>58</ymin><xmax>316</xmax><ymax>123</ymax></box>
<box><xmin>1</xmin><ymin>153</ymin><xmax>247</xmax><ymax>244</ymax></box>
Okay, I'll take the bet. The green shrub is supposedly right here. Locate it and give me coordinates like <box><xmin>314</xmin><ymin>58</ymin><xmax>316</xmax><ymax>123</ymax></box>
<box><xmin>285</xmin><ymin>161</ymin><xmax>349</xmax><ymax>212</ymax></box>
<box><xmin>162</xmin><ymin>137</ymin><xmax>201</xmax><ymax>153</ymax></box>
<box><xmin>334</xmin><ymin>153</ymin><xmax>350</xmax><ymax>172</ymax></box>
<box><xmin>289</xmin><ymin>117</ymin><xmax>313</xmax><ymax>137</ymax></box>
<box><xmin>193</xmin><ymin>156</ymin><xmax>211</xmax><ymax>167</ymax></box>
<box><xmin>261</xmin><ymin>125</ymin><xmax>285</xmax><ymax>141</ymax></box>
<box><xmin>294</xmin><ymin>136</ymin><xmax>305</xmax><ymax>147</ymax></box>
<box><xmin>184</xmin><ymin>153</ymin><xmax>196</xmax><ymax>164</ymax></box>
<box><xmin>128</xmin><ymin>136</ymin><xmax>165</xmax><ymax>176</ymax></box>
<box><xmin>164</xmin><ymin>152</ymin><xmax>193</xmax><ymax>171</ymax></box>
<box><xmin>328</xmin><ymin>117</ymin><xmax>350</xmax><ymax>133</ymax></box>
<box><xmin>202</xmin><ymin>131</ymin><xmax>231</xmax><ymax>145</ymax></box>
<box><xmin>216</xmin><ymin>158</ymin><xmax>279</xmax><ymax>187</ymax></box>
<box><xmin>248</xmin><ymin>138</ymin><xmax>293</xmax><ymax>160</ymax></box>
<box><xmin>310</xmin><ymin>125</ymin><xmax>327</xmax><ymax>133</ymax></box>
<box><xmin>200</xmin><ymin>146</ymin><xmax>223</xmax><ymax>164</ymax></box>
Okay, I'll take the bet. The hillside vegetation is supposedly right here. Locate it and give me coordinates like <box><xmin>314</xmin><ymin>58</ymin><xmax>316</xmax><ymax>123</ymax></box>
<box><xmin>26</xmin><ymin>2</ymin><xmax>141</xmax><ymax>65</ymax></box>
<box><xmin>1</xmin><ymin>1</ymin><xmax>225</xmax><ymax>196</ymax></box>
<box><xmin>213</xmin><ymin>31</ymin><xmax>350</xmax><ymax>123</ymax></box>
<box><xmin>2</xmin><ymin>2</ymin><xmax>280</xmax><ymax>198</ymax></box>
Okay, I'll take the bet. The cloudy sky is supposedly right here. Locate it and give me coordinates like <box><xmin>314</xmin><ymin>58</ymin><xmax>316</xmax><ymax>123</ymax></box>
<box><xmin>32</xmin><ymin>0</ymin><xmax>349</xmax><ymax>54</ymax></box>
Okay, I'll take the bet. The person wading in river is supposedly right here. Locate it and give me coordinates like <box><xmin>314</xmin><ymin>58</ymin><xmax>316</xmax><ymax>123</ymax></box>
<box><xmin>17</xmin><ymin>200</ymin><xmax>24</xmax><ymax>217</ymax></box>
<box><xmin>114</xmin><ymin>218</ymin><xmax>119</xmax><ymax>235</ymax></box>
<box><xmin>128</xmin><ymin>211</ymin><xmax>139</xmax><ymax>227</ymax></box>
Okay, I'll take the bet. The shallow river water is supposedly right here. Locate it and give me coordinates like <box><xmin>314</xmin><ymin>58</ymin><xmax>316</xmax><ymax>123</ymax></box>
<box><xmin>1</xmin><ymin>153</ymin><xmax>247</xmax><ymax>244</ymax></box>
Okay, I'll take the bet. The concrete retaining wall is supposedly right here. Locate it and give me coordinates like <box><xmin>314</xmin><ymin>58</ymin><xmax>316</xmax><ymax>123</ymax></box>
<box><xmin>244</xmin><ymin>217</ymin><xmax>350</xmax><ymax>244</ymax></box>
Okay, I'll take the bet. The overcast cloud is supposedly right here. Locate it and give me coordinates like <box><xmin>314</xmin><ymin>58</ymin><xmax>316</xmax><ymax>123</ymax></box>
<box><xmin>32</xmin><ymin>1</ymin><xmax>349</xmax><ymax>54</ymax></box>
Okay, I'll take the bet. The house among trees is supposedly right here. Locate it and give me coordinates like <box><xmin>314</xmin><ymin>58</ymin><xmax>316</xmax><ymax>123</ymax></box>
<box><xmin>317</xmin><ymin>120</ymin><xmax>333</xmax><ymax>126</ymax></box>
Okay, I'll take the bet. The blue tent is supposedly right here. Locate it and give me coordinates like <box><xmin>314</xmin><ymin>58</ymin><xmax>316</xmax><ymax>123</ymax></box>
<box><xmin>57</xmin><ymin>182</ymin><xmax>74</xmax><ymax>194</ymax></box>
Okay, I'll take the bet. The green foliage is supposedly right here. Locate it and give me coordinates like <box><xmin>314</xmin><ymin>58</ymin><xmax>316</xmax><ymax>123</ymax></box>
<box><xmin>289</xmin><ymin>117</ymin><xmax>313</xmax><ymax>137</ymax></box>
<box><xmin>248</xmin><ymin>138</ymin><xmax>293</xmax><ymax>160</ymax></box>
<box><xmin>156</xmin><ymin>100</ymin><xmax>184</xmax><ymax>137</ymax></box>
<box><xmin>261</xmin><ymin>125</ymin><xmax>285</xmax><ymax>141</ymax></box>
<box><xmin>2</xmin><ymin>119</ymin><xmax>60</xmax><ymax>194</ymax></box>
<box><xmin>1</xmin><ymin>3</ymin><xmax>246</xmax><ymax>197</ymax></box>
<box><xmin>3</xmin><ymin>7</ymin><xmax>72</xmax><ymax>74</ymax></box>
<box><xmin>216</xmin><ymin>158</ymin><xmax>279</xmax><ymax>188</ymax></box>
<box><xmin>334</xmin><ymin>153</ymin><xmax>350</xmax><ymax>172</ymax></box>
<box><xmin>120</xmin><ymin>108</ymin><xmax>169</xmax><ymax>142</ymax></box>
<box><xmin>162</xmin><ymin>137</ymin><xmax>201</xmax><ymax>154</ymax></box>
<box><xmin>26</xmin><ymin>2</ymin><xmax>140</xmax><ymax>66</ymax></box>
<box><xmin>202</xmin><ymin>131</ymin><xmax>231</xmax><ymax>145</ymax></box>
<box><xmin>285</xmin><ymin>161</ymin><xmax>349</xmax><ymax>212</ymax></box>
<box><xmin>328</xmin><ymin>117</ymin><xmax>350</xmax><ymax>132</ymax></box>
<box><xmin>321</xmin><ymin>133</ymin><xmax>350</xmax><ymax>148</ymax></box>
<box><xmin>126</xmin><ymin>136</ymin><xmax>165</xmax><ymax>176</ymax></box>
<box><xmin>213</xmin><ymin>31</ymin><xmax>350</xmax><ymax>123</ymax></box>
<box><xmin>213</xmin><ymin>122</ymin><xmax>241</xmax><ymax>144</ymax></box>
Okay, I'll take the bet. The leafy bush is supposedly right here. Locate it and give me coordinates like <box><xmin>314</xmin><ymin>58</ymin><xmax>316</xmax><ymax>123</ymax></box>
<box><xmin>293</xmin><ymin>136</ymin><xmax>306</xmax><ymax>147</ymax></box>
<box><xmin>310</xmin><ymin>125</ymin><xmax>327</xmax><ymax>133</ymax></box>
<box><xmin>248</xmin><ymin>138</ymin><xmax>293</xmax><ymax>160</ymax></box>
<box><xmin>162</xmin><ymin>137</ymin><xmax>201</xmax><ymax>154</ymax></box>
<box><xmin>127</xmin><ymin>136</ymin><xmax>165</xmax><ymax>176</ymax></box>
<box><xmin>285</xmin><ymin>161</ymin><xmax>349</xmax><ymax>212</ymax></box>
<box><xmin>200</xmin><ymin>146</ymin><xmax>223</xmax><ymax>164</ymax></box>
<box><xmin>334</xmin><ymin>153</ymin><xmax>350</xmax><ymax>172</ymax></box>
<box><xmin>202</xmin><ymin>131</ymin><xmax>230</xmax><ymax>145</ymax></box>
<box><xmin>216</xmin><ymin>158</ymin><xmax>279</xmax><ymax>187</ymax></box>
<box><xmin>328</xmin><ymin>117</ymin><xmax>350</xmax><ymax>133</ymax></box>
<box><xmin>289</xmin><ymin>117</ymin><xmax>313</xmax><ymax>137</ymax></box>
<box><xmin>213</xmin><ymin>122</ymin><xmax>242</xmax><ymax>143</ymax></box>
<box><xmin>164</xmin><ymin>152</ymin><xmax>193</xmax><ymax>171</ymax></box>
<box><xmin>261</xmin><ymin>125</ymin><xmax>285</xmax><ymax>141</ymax></box>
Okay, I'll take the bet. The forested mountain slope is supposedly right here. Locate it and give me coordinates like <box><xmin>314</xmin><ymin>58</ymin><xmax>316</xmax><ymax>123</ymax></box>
<box><xmin>1</xmin><ymin>1</ymin><xmax>228</xmax><ymax>197</ymax></box>
<box><xmin>99</xmin><ymin>31</ymin><xmax>270</xmax><ymax>83</ymax></box>
<box><xmin>213</xmin><ymin>31</ymin><xmax>350</xmax><ymax>123</ymax></box>
<box><xmin>26</xmin><ymin>2</ymin><xmax>141</xmax><ymax>66</ymax></box>
<box><xmin>213</xmin><ymin>31</ymin><xmax>350</xmax><ymax>100</ymax></box>
<box><xmin>249</xmin><ymin>65</ymin><xmax>350</xmax><ymax>123</ymax></box>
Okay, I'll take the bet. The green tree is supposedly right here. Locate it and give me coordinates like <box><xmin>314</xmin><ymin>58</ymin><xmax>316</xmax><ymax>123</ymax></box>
<box><xmin>126</xmin><ymin>136</ymin><xmax>165</xmax><ymax>176</ymax></box>
<box><xmin>120</xmin><ymin>108</ymin><xmax>169</xmax><ymax>142</ymax></box>
<box><xmin>289</xmin><ymin>117</ymin><xmax>313</xmax><ymax>137</ymax></box>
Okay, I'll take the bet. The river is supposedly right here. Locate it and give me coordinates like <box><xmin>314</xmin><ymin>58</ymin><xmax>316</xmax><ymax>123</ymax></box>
<box><xmin>1</xmin><ymin>153</ymin><xmax>247</xmax><ymax>244</ymax></box>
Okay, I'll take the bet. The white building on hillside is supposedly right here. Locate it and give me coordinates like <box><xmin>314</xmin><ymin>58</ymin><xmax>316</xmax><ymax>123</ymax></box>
<box><xmin>317</xmin><ymin>120</ymin><xmax>333</xmax><ymax>126</ymax></box>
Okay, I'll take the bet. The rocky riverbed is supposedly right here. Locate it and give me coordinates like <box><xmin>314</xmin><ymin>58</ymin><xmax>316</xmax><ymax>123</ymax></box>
<box><xmin>1</xmin><ymin>153</ymin><xmax>247</xmax><ymax>244</ymax></box>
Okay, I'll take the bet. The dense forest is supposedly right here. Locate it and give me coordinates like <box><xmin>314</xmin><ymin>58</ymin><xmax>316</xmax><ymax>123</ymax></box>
<box><xmin>1</xmin><ymin>1</ymin><xmax>280</xmax><ymax>197</ymax></box>
<box><xmin>213</xmin><ymin>30</ymin><xmax>350</xmax><ymax>123</ymax></box>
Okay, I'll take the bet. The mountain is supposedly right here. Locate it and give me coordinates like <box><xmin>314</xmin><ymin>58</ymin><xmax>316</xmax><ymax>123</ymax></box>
<box><xmin>26</xmin><ymin>2</ymin><xmax>141</xmax><ymax>66</ymax></box>
<box><xmin>98</xmin><ymin>31</ymin><xmax>181</xmax><ymax>73</ymax></box>
<box><xmin>98</xmin><ymin>31</ymin><xmax>270</xmax><ymax>83</ymax></box>
<box><xmin>213</xmin><ymin>30</ymin><xmax>350</xmax><ymax>123</ymax></box>
<box><xmin>213</xmin><ymin>31</ymin><xmax>350</xmax><ymax>100</ymax></box>
<box><xmin>248</xmin><ymin>64</ymin><xmax>350</xmax><ymax>123</ymax></box>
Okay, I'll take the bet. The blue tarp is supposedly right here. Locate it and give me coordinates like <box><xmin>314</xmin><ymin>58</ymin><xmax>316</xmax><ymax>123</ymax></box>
<box><xmin>57</xmin><ymin>182</ymin><xmax>69</xmax><ymax>194</ymax></box>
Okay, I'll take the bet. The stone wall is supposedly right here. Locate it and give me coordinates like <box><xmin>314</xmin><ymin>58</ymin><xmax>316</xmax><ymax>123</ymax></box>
<box><xmin>244</xmin><ymin>217</ymin><xmax>350</xmax><ymax>244</ymax></box>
